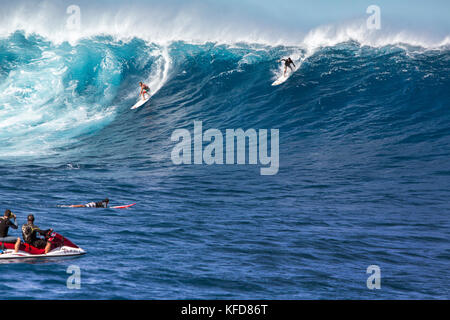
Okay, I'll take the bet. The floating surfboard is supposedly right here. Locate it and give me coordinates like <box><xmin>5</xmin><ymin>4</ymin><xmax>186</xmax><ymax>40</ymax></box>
<box><xmin>131</xmin><ymin>97</ymin><xmax>150</xmax><ymax>110</ymax></box>
<box><xmin>110</xmin><ymin>203</ymin><xmax>136</xmax><ymax>209</ymax></box>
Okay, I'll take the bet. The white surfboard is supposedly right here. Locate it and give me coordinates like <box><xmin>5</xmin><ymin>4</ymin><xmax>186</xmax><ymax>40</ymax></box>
<box><xmin>272</xmin><ymin>73</ymin><xmax>290</xmax><ymax>86</ymax></box>
<box><xmin>131</xmin><ymin>96</ymin><xmax>151</xmax><ymax>110</ymax></box>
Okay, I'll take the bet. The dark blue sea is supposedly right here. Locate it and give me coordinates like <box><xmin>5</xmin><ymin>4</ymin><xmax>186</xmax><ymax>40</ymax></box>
<box><xmin>0</xmin><ymin>30</ymin><xmax>449</xmax><ymax>299</ymax></box>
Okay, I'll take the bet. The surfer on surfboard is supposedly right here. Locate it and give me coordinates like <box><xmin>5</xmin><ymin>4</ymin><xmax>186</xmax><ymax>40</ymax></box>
<box><xmin>57</xmin><ymin>199</ymin><xmax>136</xmax><ymax>209</ymax></box>
<box><xmin>139</xmin><ymin>82</ymin><xmax>151</xmax><ymax>101</ymax></box>
<box><xmin>69</xmin><ymin>198</ymin><xmax>110</xmax><ymax>208</ymax></box>
<box><xmin>280</xmin><ymin>57</ymin><xmax>296</xmax><ymax>76</ymax></box>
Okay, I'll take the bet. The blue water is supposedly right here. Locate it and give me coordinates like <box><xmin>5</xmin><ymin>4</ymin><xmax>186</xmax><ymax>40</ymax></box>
<box><xmin>0</xmin><ymin>30</ymin><xmax>449</xmax><ymax>299</ymax></box>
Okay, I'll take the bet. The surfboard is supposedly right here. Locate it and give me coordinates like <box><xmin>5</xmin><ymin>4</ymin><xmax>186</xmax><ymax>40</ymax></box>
<box><xmin>272</xmin><ymin>73</ymin><xmax>290</xmax><ymax>86</ymax></box>
<box><xmin>110</xmin><ymin>203</ymin><xmax>136</xmax><ymax>209</ymax></box>
<box><xmin>131</xmin><ymin>97</ymin><xmax>150</xmax><ymax>110</ymax></box>
<box><xmin>58</xmin><ymin>203</ymin><xmax>136</xmax><ymax>209</ymax></box>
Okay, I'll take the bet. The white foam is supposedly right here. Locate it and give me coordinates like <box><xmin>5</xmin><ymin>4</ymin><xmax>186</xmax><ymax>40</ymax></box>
<box><xmin>146</xmin><ymin>47</ymin><xmax>171</xmax><ymax>98</ymax></box>
<box><xmin>302</xmin><ymin>22</ymin><xmax>449</xmax><ymax>53</ymax></box>
<box><xmin>1</xmin><ymin>1</ymin><xmax>447</xmax><ymax>49</ymax></box>
<box><xmin>0</xmin><ymin>45</ymin><xmax>117</xmax><ymax>157</ymax></box>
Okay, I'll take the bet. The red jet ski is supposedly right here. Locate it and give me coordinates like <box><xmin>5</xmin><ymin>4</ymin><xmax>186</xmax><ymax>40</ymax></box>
<box><xmin>0</xmin><ymin>231</ymin><xmax>86</xmax><ymax>260</ymax></box>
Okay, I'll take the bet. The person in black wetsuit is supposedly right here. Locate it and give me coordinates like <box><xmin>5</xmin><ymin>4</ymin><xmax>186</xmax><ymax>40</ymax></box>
<box><xmin>85</xmin><ymin>198</ymin><xmax>109</xmax><ymax>208</ymax></box>
<box><xmin>22</xmin><ymin>214</ymin><xmax>53</xmax><ymax>254</ymax></box>
<box><xmin>280</xmin><ymin>57</ymin><xmax>296</xmax><ymax>76</ymax></box>
<box><xmin>0</xmin><ymin>209</ymin><xmax>21</xmax><ymax>253</ymax></box>
<box><xmin>69</xmin><ymin>198</ymin><xmax>109</xmax><ymax>208</ymax></box>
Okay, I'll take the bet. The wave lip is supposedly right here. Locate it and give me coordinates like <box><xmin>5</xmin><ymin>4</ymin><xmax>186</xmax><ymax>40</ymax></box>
<box><xmin>302</xmin><ymin>22</ymin><xmax>450</xmax><ymax>53</ymax></box>
<box><xmin>1</xmin><ymin>1</ymin><xmax>449</xmax><ymax>50</ymax></box>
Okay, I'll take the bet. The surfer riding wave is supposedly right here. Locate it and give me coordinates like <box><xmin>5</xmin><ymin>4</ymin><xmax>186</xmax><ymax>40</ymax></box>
<box><xmin>139</xmin><ymin>82</ymin><xmax>151</xmax><ymax>100</ymax></box>
<box><xmin>280</xmin><ymin>57</ymin><xmax>296</xmax><ymax>76</ymax></box>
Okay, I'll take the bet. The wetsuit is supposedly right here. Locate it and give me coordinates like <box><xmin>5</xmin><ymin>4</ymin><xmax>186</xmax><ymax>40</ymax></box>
<box><xmin>282</xmin><ymin>58</ymin><xmax>295</xmax><ymax>70</ymax></box>
<box><xmin>85</xmin><ymin>200</ymin><xmax>109</xmax><ymax>208</ymax></box>
<box><xmin>0</xmin><ymin>217</ymin><xmax>18</xmax><ymax>242</ymax></box>
<box><xmin>22</xmin><ymin>223</ymin><xmax>51</xmax><ymax>249</ymax></box>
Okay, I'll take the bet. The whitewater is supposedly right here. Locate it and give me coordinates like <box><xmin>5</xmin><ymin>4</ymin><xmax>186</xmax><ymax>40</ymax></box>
<box><xmin>0</xmin><ymin>2</ymin><xmax>449</xmax><ymax>299</ymax></box>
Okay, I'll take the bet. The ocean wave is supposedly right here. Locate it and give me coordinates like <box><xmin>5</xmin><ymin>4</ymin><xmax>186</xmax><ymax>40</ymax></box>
<box><xmin>0</xmin><ymin>32</ymin><xmax>169</xmax><ymax>156</ymax></box>
<box><xmin>0</xmin><ymin>29</ymin><xmax>449</xmax><ymax>160</ymax></box>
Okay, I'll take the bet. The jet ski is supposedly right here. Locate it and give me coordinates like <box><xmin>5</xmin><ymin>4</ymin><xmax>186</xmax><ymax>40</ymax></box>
<box><xmin>0</xmin><ymin>231</ymin><xmax>86</xmax><ymax>260</ymax></box>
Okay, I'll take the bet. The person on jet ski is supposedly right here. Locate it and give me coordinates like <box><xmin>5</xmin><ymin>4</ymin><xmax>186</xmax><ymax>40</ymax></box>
<box><xmin>22</xmin><ymin>214</ymin><xmax>53</xmax><ymax>254</ymax></box>
<box><xmin>70</xmin><ymin>198</ymin><xmax>110</xmax><ymax>208</ymax></box>
<box><xmin>0</xmin><ymin>209</ymin><xmax>21</xmax><ymax>253</ymax></box>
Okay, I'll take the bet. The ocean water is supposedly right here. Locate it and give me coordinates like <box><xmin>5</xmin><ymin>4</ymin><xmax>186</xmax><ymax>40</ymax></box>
<box><xmin>0</xmin><ymin>28</ymin><xmax>449</xmax><ymax>299</ymax></box>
